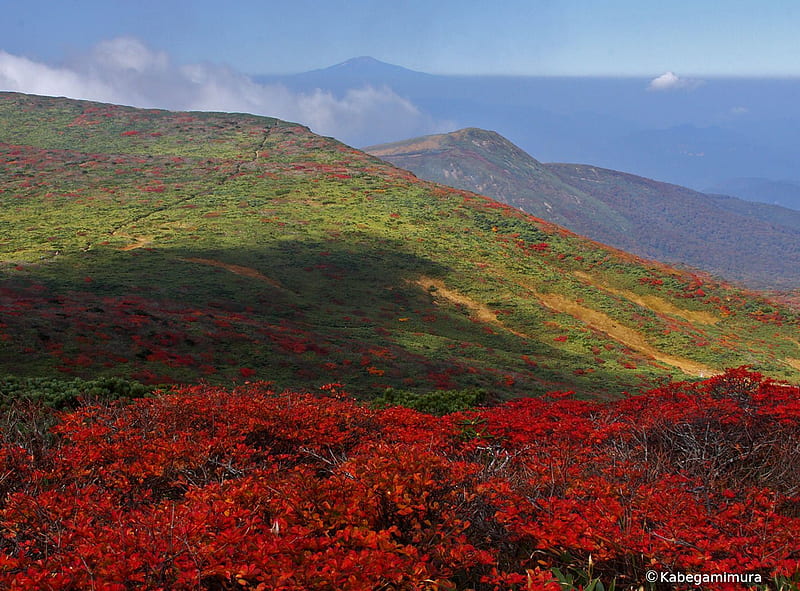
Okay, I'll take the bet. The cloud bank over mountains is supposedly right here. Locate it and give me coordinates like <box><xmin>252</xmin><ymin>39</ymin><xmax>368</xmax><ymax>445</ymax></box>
<box><xmin>0</xmin><ymin>37</ymin><xmax>449</xmax><ymax>146</ymax></box>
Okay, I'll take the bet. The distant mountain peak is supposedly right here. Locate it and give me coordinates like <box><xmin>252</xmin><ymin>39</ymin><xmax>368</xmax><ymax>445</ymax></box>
<box><xmin>367</xmin><ymin>127</ymin><xmax>800</xmax><ymax>291</ymax></box>
<box><xmin>451</xmin><ymin>127</ymin><xmax>500</xmax><ymax>137</ymax></box>
<box><xmin>366</xmin><ymin>128</ymin><xmax>540</xmax><ymax>164</ymax></box>
<box><xmin>334</xmin><ymin>56</ymin><xmax>388</xmax><ymax>68</ymax></box>
<box><xmin>450</xmin><ymin>127</ymin><xmax>515</xmax><ymax>143</ymax></box>
<box><xmin>309</xmin><ymin>56</ymin><xmax>428</xmax><ymax>78</ymax></box>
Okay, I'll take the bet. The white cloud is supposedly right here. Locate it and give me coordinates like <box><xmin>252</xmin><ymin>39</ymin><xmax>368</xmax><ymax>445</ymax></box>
<box><xmin>91</xmin><ymin>37</ymin><xmax>170</xmax><ymax>74</ymax></box>
<box><xmin>647</xmin><ymin>71</ymin><xmax>703</xmax><ymax>92</ymax></box>
<box><xmin>0</xmin><ymin>37</ymin><xmax>450</xmax><ymax>146</ymax></box>
<box><xmin>0</xmin><ymin>50</ymin><xmax>117</xmax><ymax>103</ymax></box>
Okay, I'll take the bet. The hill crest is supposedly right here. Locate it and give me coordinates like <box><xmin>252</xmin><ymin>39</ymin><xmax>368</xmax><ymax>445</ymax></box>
<box><xmin>2</xmin><ymin>92</ymin><xmax>799</xmax><ymax>395</ymax></box>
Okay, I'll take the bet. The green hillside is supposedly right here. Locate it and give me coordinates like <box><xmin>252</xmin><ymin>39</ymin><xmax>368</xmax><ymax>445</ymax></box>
<box><xmin>2</xmin><ymin>92</ymin><xmax>800</xmax><ymax>398</ymax></box>
<box><xmin>367</xmin><ymin>128</ymin><xmax>800</xmax><ymax>290</ymax></box>
<box><xmin>366</xmin><ymin>127</ymin><xmax>628</xmax><ymax>235</ymax></box>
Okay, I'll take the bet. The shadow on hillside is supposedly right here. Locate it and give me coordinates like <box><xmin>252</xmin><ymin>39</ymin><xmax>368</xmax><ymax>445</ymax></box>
<box><xmin>1</xmin><ymin>238</ymin><xmax>662</xmax><ymax>398</ymax></box>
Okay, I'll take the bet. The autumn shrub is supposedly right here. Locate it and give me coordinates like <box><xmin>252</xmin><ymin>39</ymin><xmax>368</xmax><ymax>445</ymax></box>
<box><xmin>0</xmin><ymin>370</ymin><xmax>798</xmax><ymax>589</ymax></box>
<box><xmin>616</xmin><ymin>367</ymin><xmax>800</xmax><ymax>496</ymax></box>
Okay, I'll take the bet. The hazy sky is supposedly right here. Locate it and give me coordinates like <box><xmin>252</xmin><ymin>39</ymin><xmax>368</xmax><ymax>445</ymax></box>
<box><xmin>2</xmin><ymin>0</ymin><xmax>799</xmax><ymax>77</ymax></box>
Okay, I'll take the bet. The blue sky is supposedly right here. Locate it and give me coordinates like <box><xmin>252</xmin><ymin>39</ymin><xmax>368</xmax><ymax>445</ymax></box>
<box><xmin>1</xmin><ymin>0</ymin><xmax>799</xmax><ymax>148</ymax></box>
<box><xmin>2</xmin><ymin>0</ymin><xmax>799</xmax><ymax>76</ymax></box>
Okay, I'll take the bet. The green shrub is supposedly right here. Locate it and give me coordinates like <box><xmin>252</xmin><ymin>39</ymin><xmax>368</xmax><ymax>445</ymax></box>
<box><xmin>373</xmin><ymin>387</ymin><xmax>486</xmax><ymax>415</ymax></box>
<box><xmin>0</xmin><ymin>375</ymin><xmax>154</xmax><ymax>411</ymax></box>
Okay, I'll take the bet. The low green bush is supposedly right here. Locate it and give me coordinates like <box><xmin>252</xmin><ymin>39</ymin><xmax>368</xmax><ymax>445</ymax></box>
<box><xmin>373</xmin><ymin>387</ymin><xmax>486</xmax><ymax>415</ymax></box>
<box><xmin>0</xmin><ymin>375</ymin><xmax>154</xmax><ymax>411</ymax></box>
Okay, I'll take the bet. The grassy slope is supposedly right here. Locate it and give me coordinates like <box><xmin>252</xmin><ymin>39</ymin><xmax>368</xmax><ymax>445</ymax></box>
<box><xmin>2</xmin><ymin>92</ymin><xmax>799</xmax><ymax>398</ymax></box>
<box><xmin>367</xmin><ymin>128</ymin><xmax>800</xmax><ymax>290</ymax></box>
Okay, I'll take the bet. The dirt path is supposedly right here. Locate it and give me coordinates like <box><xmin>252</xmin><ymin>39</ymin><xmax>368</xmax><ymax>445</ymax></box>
<box><xmin>785</xmin><ymin>358</ymin><xmax>800</xmax><ymax>371</ymax></box>
<box><xmin>530</xmin><ymin>288</ymin><xmax>717</xmax><ymax>377</ymax></box>
<box><xmin>415</xmin><ymin>277</ymin><xmax>528</xmax><ymax>338</ymax></box>
<box><xmin>416</xmin><ymin>275</ymin><xmax>717</xmax><ymax>378</ymax></box>
<box><xmin>118</xmin><ymin>235</ymin><xmax>153</xmax><ymax>251</ymax></box>
<box><xmin>184</xmin><ymin>257</ymin><xmax>285</xmax><ymax>290</ymax></box>
<box><xmin>573</xmin><ymin>271</ymin><xmax>720</xmax><ymax>325</ymax></box>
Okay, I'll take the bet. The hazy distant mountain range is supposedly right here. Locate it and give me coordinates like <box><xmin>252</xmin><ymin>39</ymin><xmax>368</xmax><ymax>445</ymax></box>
<box><xmin>367</xmin><ymin>127</ymin><xmax>800</xmax><ymax>290</ymax></box>
<box><xmin>706</xmin><ymin>177</ymin><xmax>800</xmax><ymax>211</ymax></box>
<box><xmin>257</xmin><ymin>57</ymin><xmax>800</xmax><ymax>209</ymax></box>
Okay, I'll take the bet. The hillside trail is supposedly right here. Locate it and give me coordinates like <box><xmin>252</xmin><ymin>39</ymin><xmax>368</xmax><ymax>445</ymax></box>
<box><xmin>572</xmin><ymin>270</ymin><xmax>720</xmax><ymax>325</ymax></box>
<box><xmin>118</xmin><ymin>235</ymin><xmax>153</xmax><ymax>251</ymax></box>
<box><xmin>414</xmin><ymin>277</ymin><xmax>528</xmax><ymax>338</ymax></box>
<box><xmin>183</xmin><ymin>257</ymin><xmax>286</xmax><ymax>290</ymax></box>
<box><xmin>417</xmin><ymin>275</ymin><xmax>717</xmax><ymax>378</ymax></box>
<box><xmin>529</xmin><ymin>287</ymin><xmax>717</xmax><ymax>377</ymax></box>
<box><xmin>785</xmin><ymin>358</ymin><xmax>800</xmax><ymax>371</ymax></box>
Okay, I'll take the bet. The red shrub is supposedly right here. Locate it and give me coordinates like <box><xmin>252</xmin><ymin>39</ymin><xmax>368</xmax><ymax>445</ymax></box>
<box><xmin>0</xmin><ymin>369</ymin><xmax>798</xmax><ymax>588</ymax></box>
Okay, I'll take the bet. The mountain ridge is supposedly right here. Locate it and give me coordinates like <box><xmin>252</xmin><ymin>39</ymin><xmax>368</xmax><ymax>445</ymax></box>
<box><xmin>366</xmin><ymin>127</ymin><xmax>632</xmax><ymax>238</ymax></box>
<box><xmin>367</xmin><ymin>127</ymin><xmax>800</xmax><ymax>290</ymax></box>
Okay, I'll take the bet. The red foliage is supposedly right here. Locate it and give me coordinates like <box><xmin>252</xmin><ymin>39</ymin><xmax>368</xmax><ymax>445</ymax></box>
<box><xmin>1</xmin><ymin>369</ymin><xmax>799</xmax><ymax>589</ymax></box>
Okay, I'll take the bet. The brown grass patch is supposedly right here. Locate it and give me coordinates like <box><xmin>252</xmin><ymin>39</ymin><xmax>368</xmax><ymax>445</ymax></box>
<box><xmin>531</xmin><ymin>288</ymin><xmax>717</xmax><ymax>377</ymax></box>
<box><xmin>184</xmin><ymin>257</ymin><xmax>285</xmax><ymax>290</ymax></box>
<box><xmin>416</xmin><ymin>275</ymin><xmax>716</xmax><ymax>377</ymax></box>
<box><xmin>785</xmin><ymin>358</ymin><xmax>800</xmax><ymax>371</ymax></box>
<box><xmin>414</xmin><ymin>277</ymin><xmax>527</xmax><ymax>338</ymax></box>
<box><xmin>119</xmin><ymin>236</ymin><xmax>153</xmax><ymax>251</ymax></box>
<box><xmin>573</xmin><ymin>271</ymin><xmax>720</xmax><ymax>325</ymax></box>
